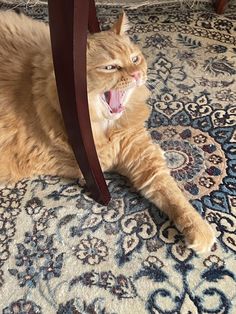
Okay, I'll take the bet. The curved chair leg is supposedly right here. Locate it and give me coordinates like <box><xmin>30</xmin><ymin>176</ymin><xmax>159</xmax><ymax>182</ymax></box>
<box><xmin>89</xmin><ymin>0</ymin><xmax>100</xmax><ymax>33</ymax></box>
<box><xmin>48</xmin><ymin>0</ymin><xmax>111</xmax><ymax>205</ymax></box>
<box><xmin>215</xmin><ymin>0</ymin><xmax>228</xmax><ymax>14</ymax></box>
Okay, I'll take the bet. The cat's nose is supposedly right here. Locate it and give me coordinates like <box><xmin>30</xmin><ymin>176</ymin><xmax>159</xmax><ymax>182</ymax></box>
<box><xmin>131</xmin><ymin>71</ymin><xmax>141</xmax><ymax>81</ymax></box>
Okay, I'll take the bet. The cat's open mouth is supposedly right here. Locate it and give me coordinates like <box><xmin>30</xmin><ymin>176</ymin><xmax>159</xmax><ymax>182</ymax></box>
<box><xmin>100</xmin><ymin>89</ymin><xmax>128</xmax><ymax>114</ymax></box>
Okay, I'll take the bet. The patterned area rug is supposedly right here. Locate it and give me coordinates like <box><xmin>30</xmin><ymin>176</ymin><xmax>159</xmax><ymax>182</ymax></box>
<box><xmin>0</xmin><ymin>1</ymin><xmax>236</xmax><ymax>313</ymax></box>
<box><xmin>0</xmin><ymin>0</ymin><xmax>212</xmax><ymax>8</ymax></box>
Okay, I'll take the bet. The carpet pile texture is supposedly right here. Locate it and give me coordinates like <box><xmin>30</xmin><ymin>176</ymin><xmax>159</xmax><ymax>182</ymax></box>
<box><xmin>0</xmin><ymin>0</ymin><xmax>212</xmax><ymax>8</ymax></box>
<box><xmin>0</xmin><ymin>1</ymin><xmax>236</xmax><ymax>313</ymax></box>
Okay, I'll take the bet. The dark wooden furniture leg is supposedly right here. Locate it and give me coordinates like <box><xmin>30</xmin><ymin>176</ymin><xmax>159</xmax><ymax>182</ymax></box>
<box><xmin>89</xmin><ymin>0</ymin><xmax>100</xmax><ymax>33</ymax></box>
<box><xmin>48</xmin><ymin>0</ymin><xmax>111</xmax><ymax>205</ymax></box>
<box><xmin>215</xmin><ymin>0</ymin><xmax>228</xmax><ymax>14</ymax></box>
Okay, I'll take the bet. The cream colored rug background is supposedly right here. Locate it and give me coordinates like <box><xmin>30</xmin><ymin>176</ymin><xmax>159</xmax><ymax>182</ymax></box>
<box><xmin>0</xmin><ymin>0</ymin><xmax>236</xmax><ymax>313</ymax></box>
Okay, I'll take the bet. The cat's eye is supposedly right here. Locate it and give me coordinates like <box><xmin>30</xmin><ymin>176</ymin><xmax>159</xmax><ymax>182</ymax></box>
<box><xmin>131</xmin><ymin>56</ymin><xmax>139</xmax><ymax>64</ymax></box>
<box><xmin>104</xmin><ymin>65</ymin><xmax>117</xmax><ymax>71</ymax></box>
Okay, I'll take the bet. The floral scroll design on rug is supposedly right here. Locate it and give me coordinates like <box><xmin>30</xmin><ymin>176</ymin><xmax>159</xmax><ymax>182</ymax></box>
<box><xmin>150</xmin><ymin>126</ymin><xmax>226</xmax><ymax>198</ymax></box>
<box><xmin>0</xmin><ymin>182</ymin><xmax>27</xmax><ymax>286</ymax></box>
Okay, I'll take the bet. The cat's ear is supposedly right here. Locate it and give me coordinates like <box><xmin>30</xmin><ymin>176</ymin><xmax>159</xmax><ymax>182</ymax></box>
<box><xmin>111</xmin><ymin>12</ymin><xmax>130</xmax><ymax>36</ymax></box>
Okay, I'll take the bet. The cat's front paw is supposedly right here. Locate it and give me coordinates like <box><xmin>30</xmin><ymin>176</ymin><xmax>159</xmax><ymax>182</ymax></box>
<box><xmin>177</xmin><ymin>213</ymin><xmax>216</xmax><ymax>254</ymax></box>
<box><xmin>185</xmin><ymin>218</ymin><xmax>215</xmax><ymax>254</ymax></box>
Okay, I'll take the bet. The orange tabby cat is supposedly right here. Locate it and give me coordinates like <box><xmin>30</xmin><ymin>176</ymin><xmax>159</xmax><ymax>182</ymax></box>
<box><xmin>0</xmin><ymin>11</ymin><xmax>215</xmax><ymax>253</ymax></box>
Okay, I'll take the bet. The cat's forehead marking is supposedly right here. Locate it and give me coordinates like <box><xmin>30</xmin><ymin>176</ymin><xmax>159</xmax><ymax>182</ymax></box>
<box><xmin>102</xmin><ymin>32</ymin><xmax>133</xmax><ymax>46</ymax></box>
<box><xmin>100</xmin><ymin>37</ymin><xmax>137</xmax><ymax>62</ymax></box>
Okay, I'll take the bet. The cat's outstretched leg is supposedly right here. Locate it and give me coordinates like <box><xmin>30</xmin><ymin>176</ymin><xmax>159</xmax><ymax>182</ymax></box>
<box><xmin>117</xmin><ymin>129</ymin><xmax>215</xmax><ymax>254</ymax></box>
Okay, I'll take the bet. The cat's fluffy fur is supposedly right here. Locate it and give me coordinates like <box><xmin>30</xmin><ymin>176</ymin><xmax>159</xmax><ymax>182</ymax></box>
<box><xmin>0</xmin><ymin>10</ymin><xmax>215</xmax><ymax>253</ymax></box>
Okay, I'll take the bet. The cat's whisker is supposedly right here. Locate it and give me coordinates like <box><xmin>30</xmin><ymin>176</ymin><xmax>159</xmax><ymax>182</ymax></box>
<box><xmin>123</xmin><ymin>108</ymin><xmax>131</xmax><ymax>125</ymax></box>
<box><xmin>123</xmin><ymin>109</ymin><xmax>128</xmax><ymax>121</ymax></box>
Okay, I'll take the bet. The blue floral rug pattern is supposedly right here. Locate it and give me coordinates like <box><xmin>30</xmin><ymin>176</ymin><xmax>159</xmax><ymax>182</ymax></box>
<box><xmin>0</xmin><ymin>1</ymin><xmax>236</xmax><ymax>313</ymax></box>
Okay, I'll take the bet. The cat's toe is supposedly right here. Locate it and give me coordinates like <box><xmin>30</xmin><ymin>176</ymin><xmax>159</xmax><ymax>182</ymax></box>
<box><xmin>185</xmin><ymin>219</ymin><xmax>216</xmax><ymax>254</ymax></box>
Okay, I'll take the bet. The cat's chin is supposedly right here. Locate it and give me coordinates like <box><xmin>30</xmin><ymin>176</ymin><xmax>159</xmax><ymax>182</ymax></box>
<box><xmin>105</xmin><ymin>111</ymin><xmax>124</xmax><ymax>121</ymax></box>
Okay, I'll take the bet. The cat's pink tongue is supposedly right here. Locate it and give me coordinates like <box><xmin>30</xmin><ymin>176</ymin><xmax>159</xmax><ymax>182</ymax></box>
<box><xmin>108</xmin><ymin>90</ymin><xmax>123</xmax><ymax>113</ymax></box>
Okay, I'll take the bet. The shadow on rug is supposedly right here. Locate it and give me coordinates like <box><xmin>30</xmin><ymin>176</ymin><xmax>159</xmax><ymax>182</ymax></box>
<box><xmin>0</xmin><ymin>1</ymin><xmax>236</xmax><ymax>313</ymax></box>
